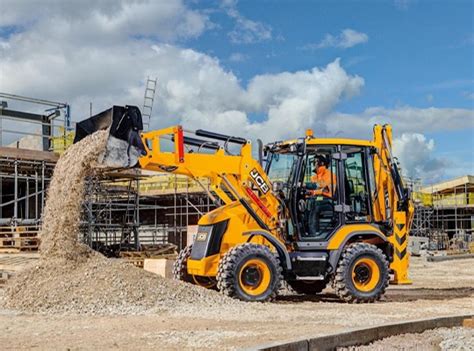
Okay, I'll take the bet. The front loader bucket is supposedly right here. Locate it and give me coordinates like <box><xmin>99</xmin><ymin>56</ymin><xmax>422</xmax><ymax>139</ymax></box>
<box><xmin>73</xmin><ymin>105</ymin><xmax>147</xmax><ymax>168</ymax></box>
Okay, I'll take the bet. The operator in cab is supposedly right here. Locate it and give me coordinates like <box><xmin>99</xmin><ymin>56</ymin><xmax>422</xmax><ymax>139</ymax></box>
<box><xmin>306</xmin><ymin>155</ymin><xmax>337</xmax><ymax>237</ymax></box>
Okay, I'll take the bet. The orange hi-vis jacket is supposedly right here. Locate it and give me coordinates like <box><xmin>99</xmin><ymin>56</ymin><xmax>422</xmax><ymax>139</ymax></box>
<box><xmin>310</xmin><ymin>166</ymin><xmax>337</xmax><ymax>198</ymax></box>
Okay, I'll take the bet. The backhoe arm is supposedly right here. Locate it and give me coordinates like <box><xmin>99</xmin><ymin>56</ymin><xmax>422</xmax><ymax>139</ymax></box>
<box><xmin>372</xmin><ymin>124</ymin><xmax>414</xmax><ymax>284</ymax></box>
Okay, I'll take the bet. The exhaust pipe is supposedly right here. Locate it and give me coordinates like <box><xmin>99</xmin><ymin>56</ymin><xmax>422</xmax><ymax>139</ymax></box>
<box><xmin>73</xmin><ymin>105</ymin><xmax>147</xmax><ymax>167</ymax></box>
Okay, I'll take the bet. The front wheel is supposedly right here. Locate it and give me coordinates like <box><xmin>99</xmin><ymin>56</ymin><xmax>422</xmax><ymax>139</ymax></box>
<box><xmin>217</xmin><ymin>243</ymin><xmax>282</xmax><ymax>302</ymax></box>
<box><xmin>334</xmin><ymin>242</ymin><xmax>389</xmax><ymax>303</ymax></box>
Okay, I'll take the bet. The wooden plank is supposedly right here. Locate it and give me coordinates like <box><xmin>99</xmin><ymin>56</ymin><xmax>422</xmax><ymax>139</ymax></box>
<box><xmin>0</xmin><ymin>146</ymin><xmax>59</xmax><ymax>162</ymax></box>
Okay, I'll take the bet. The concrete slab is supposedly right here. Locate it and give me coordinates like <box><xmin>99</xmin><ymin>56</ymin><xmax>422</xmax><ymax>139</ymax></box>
<box><xmin>143</xmin><ymin>258</ymin><xmax>175</xmax><ymax>279</ymax></box>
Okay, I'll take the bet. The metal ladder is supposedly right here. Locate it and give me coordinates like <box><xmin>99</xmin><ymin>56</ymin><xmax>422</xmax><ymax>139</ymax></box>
<box><xmin>142</xmin><ymin>77</ymin><xmax>157</xmax><ymax>130</ymax></box>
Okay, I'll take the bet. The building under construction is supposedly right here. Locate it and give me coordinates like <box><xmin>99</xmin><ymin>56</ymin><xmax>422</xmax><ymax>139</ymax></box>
<box><xmin>409</xmin><ymin>175</ymin><xmax>474</xmax><ymax>253</ymax></box>
<box><xmin>0</xmin><ymin>93</ymin><xmax>69</xmax><ymax>251</ymax></box>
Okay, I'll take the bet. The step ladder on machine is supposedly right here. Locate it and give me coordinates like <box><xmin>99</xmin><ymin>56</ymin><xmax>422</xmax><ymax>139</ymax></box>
<box><xmin>142</xmin><ymin>77</ymin><xmax>157</xmax><ymax>130</ymax></box>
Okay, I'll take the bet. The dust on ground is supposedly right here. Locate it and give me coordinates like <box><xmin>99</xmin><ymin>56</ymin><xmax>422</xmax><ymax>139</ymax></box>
<box><xmin>1</xmin><ymin>258</ymin><xmax>473</xmax><ymax>350</ymax></box>
<box><xmin>340</xmin><ymin>327</ymin><xmax>474</xmax><ymax>351</ymax></box>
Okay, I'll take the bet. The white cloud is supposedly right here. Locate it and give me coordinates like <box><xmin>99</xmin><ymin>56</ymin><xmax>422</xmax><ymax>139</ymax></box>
<box><xmin>222</xmin><ymin>1</ymin><xmax>272</xmax><ymax>44</ymax></box>
<box><xmin>394</xmin><ymin>0</ymin><xmax>414</xmax><ymax>10</ymax></box>
<box><xmin>325</xmin><ymin>107</ymin><xmax>473</xmax><ymax>180</ymax></box>
<box><xmin>417</xmin><ymin>79</ymin><xmax>474</xmax><ymax>92</ymax></box>
<box><xmin>0</xmin><ymin>3</ymin><xmax>363</xmax><ymax>144</ymax></box>
<box><xmin>228</xmin><ymin>52</ymin><xmax>249</xmax><ymax>62</ymax></box>
<box><xmin>462</xmin><ymin>91</ymin><xmax>474</xmax><ymax>100</ymax></box>
<box><xmin>344</xmin><ymin>55</ymin><xmax>373</xmax><ymax>68</ymax></box>
<box><xmin>305</xmin><ymin>29</ymin><xmax>368</xmax><ymax>50</ymax></box>
<box><xmin>393</xmin><ymin>133</ymin><xmax>447</xmax><ymax>181</ymax></box>
<box><xmin>327</xmin><ymin>106</ymin><xmax>474</xmax><ymax>139</ymax></box>
<box><xmin>164</xmin><ymin>58</ymin><xmax>364</xmax><ymax>141</ymax></box>
<box><xmin>0</xmin><ymin>0</ymin><xmax>209</xmax><ymax>42</ymax></box>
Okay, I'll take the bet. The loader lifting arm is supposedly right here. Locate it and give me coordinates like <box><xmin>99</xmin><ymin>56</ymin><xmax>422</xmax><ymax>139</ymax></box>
<box><xmin>73</xmin><ymin>105</ymin><xmax>284</xmax><ymax>242</ymax></box>
<box><xmin>138</xmin><ymin>125</ymin><xmax>282</xmax><ymax>234</ymax></box>
<box><xmin>372</xmin><ymin>124</ymin><xmax>414</xmax><ymax>284</ymax></box>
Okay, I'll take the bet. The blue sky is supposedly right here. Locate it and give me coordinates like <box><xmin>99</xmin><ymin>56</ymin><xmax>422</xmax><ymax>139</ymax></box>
<box><xmin>0</xmin><ymin>0</ymin><xmax>472</xmax><ymax>183</ymax></box>
<box><xmin>189</xmin><ymin>0</ymin><xmax>473</xmax><ymax>109</ymax></box>
<box><xmin>191</xmin><ymin>0</ymin><xmax>474</xmax><ymax>181</ymax></box>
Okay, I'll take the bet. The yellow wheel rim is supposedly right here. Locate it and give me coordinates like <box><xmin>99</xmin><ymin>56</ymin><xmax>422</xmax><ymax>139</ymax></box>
<box><xmin>351</xmin><ymin>258</ymin><xmax>380</xmax><ymax>292</ymax></box>
<box><xmin>238</xmin><ymin>258</ymin><xmax>271</xmax><ymax>296</ymax></box>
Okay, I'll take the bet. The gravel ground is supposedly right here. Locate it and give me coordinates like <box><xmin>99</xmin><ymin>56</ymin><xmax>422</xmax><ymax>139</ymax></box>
<box><xmin>340</xmin><ymin>327</ymin><xmax>474</xmax><ymax>351</ymax></box>
<box><xmin>0</xmin><ymin>259</ymin><xmax>472</xmax><ymax>350</ymax></box>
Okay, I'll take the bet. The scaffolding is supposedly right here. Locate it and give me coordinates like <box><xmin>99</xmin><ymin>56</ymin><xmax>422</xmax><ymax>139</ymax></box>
<box><xmin>79</xmin><ymin>171</ymin><xmax>215</xmax><ymax>255</ymax></box>
<box><xmin>0</xmin><ymin>150</ymin><xmax>56</xmax><ymax>226</ymax></box>
<box><xmin>0</xmin><ymin>148</ymin><xmax>56</xmax><ymax>252</ymax></box>
<box><xmin>407</xmin><ymin>176</ymin><xmax>474</xmax><ymax>252</ymax></box>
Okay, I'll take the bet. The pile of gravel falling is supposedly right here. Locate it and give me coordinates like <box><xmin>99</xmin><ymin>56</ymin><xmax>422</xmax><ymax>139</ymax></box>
<box><xmin>4</xmin><ymin>131</ymin><xmax>235</xmax><ymax>315</ymax></box>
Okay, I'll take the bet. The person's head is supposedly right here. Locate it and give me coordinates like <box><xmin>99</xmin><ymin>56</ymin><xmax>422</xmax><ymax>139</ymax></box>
<box><xmin>313</xmin><ymin>155</ymin><xmax>329</xmax><ymax>172</ymax></box>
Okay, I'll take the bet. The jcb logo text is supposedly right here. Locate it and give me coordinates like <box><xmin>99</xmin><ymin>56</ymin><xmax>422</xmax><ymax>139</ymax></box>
<box><xmin>250</xmin><ymin>169</ymin><xmax>270</xmax><ymax>194</ymax></box>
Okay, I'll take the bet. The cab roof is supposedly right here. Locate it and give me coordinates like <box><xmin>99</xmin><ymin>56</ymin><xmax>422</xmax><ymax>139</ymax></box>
<box><xmin>306</xmin><ymin>137</ymin><xmax>374</xmax><ymax>147</ymax></box>
<box><xmin>274</xmin><ymin>137</ymin><xmax>374</xmax><ymax>147</ymax></box>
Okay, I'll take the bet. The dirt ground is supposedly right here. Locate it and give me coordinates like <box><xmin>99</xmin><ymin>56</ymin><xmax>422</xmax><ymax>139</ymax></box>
<box><xmin>0</xmin><ymin>256</ymin><xmax>473</xmax><ymax>350</ymax></box>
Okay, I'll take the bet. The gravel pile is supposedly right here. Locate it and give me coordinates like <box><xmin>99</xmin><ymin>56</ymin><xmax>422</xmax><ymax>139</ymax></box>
<box><xmin>4</xmin><ymin>131</ymin><xmax>237</xmax><ymax>315</ymax></box>
<box><xmin>4</xmin><ymin>255</ymin><xmax>235</xmax><ymax>315</ymax></box>
<box><xmin>340</xmin><ymin>327</ymin><xmax>474</xmax><ymax>351</ymax></box>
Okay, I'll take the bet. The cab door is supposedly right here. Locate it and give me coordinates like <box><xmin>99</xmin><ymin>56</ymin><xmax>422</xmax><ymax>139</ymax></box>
<box><xmin>340</xmin><ymin>146</ymin><xmax>373</xmax><ymax>224</ymax></box>
<box><xmin>294</xmin><ymin>145</ymin><xmax>341</xmax><ymax>241</ymax></box>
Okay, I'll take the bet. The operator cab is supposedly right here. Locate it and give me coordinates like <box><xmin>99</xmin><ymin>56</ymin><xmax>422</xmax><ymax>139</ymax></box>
<box><xmin>265</xmin><ymin>139</ymin><xmax>376</xmax><ymax>246</ymax></box>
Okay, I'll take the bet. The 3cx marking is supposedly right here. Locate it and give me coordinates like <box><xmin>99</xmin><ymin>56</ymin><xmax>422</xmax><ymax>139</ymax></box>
<box><xmin>250</xmin><ymin>168</ymin><xmax>270</xmax><ymax>194</ymax></box>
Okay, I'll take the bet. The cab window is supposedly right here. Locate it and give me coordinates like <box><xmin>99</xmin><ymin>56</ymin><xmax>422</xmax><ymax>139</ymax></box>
<box><xmin>342</xmin><ymin>146</ymin><xmax>370</xmax><ymax>222</ymax></box>
<box><xmin>266</xmin><ymin>152</ymin><xmax>297</xmax><ymax>198</ymax></box>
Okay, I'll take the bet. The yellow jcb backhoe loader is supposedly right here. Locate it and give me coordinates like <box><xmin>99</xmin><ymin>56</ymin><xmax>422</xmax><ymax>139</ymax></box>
<box><xmin>74</xmin><ymin>105</ymin><xmax>414</xmax><ymax>303</ymax></box>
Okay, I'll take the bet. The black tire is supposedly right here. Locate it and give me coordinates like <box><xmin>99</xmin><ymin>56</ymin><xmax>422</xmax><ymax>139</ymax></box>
<box><xmin>173</xmin><ymin>245</ymin><xmax>193</xmax><ymax>283</ymax></box>
<box><xmin>173</xmin><ymin>245</ymin><xmax>217</xmax><ymax>288</ymax></box>
<box><xmin>217</xmin><ymin>243</ymin><xmax>282</xmax><ymax>302</ymax></box>
<box><xmin>334</xmin><ymin>242</ymin><xmax>389</xmax><ymax>303</ymax></box>
<box><xmin>288</xmin><ymin>280</ymin><xmax>327</xmax><ymax>295</ymax></box>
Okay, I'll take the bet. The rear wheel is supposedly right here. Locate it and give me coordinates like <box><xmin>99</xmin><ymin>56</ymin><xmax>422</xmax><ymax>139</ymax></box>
<box><xmin>334</xmin><ymin>242</ymin><xmax>389</xmax><ymax>303</ymax></box>
<box><xmin>217</xmin><ymin>243</ymin><xmax>282</xmax><ymax>302</ymax></box>
<box><xmin>288</xmin><ymin>280</ymin><xmax>327</xmax><ymax>295</ymax></box>
<box><xmin>173</xmin><ymin>245</ymin><xmax>216</xmax><ymax>288</ymax></box>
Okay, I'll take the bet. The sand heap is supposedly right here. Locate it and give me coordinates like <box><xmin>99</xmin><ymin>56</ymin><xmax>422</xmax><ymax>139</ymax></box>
<box><xmin>4</xmin><ymin>131</ymin><xmax>236</xmax><ymax>315</ymax></box>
